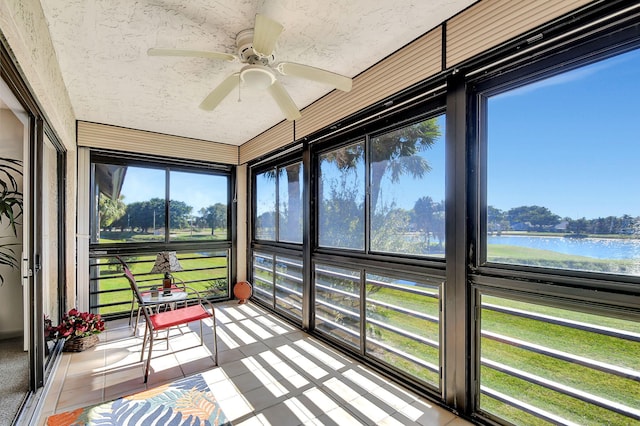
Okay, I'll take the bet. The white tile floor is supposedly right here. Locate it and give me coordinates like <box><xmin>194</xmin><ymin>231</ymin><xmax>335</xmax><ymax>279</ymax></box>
<box><xmin>37</xmin><ymin>301</ymin><xmax>473</xmax><ymax>425</ymax></box>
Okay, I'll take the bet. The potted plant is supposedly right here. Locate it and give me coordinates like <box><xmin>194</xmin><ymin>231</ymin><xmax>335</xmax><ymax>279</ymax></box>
<box><xmin>0</xmin><ymin>157</ymin><xmax>23</xmax><ymax>285</ymax></box>
<box><xmin>53</xmin><ymin>308</ymin><xmax>105</xmax><ymax>352</ymax></box>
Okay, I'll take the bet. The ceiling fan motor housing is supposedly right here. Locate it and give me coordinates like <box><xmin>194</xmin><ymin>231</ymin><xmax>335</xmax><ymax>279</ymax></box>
<box><xmin>236</xmin><ymin>29</ymin><xmax>274</xmax><ymax>65</ymax></box>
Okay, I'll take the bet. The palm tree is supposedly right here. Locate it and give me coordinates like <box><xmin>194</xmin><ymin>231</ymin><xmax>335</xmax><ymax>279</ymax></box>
<box><xmin>321</xmin><ymin>119</ymin><xmax>440</xmax><ymax>214</ymax></box>
<box><xmin>369</xmin><ymin>119</ymin><xmax>440</xmax><ymax>213</ymax></box>
<box><xmin>413</xmin><ymin>196</ymin><xmax>445</xmax><ymax>252</ymax></box>
<box><xmin>413</xmin><ymin>196</ymin><xmax>436</xmax><ymax>248</ymax></box>
<box><xmin>261</xmin><ymin>163</ymin><xmax>304</xmax><ymax>241</ymax></box>
<box><xmin>199</xmin><ymin>203</ymin><xmax>227</xmax><ymax>236</ymax></box>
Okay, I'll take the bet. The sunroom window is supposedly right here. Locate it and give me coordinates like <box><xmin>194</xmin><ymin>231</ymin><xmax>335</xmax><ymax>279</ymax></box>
<box><xmin>255</xmin><ymin>162</ymin><xmax>304</xmax><ymax>243</ymax></box>
<box><xmin>318</xmin><ymin>115</ymin><xmax>446</xmax><ymax>257</ymax></box>
<box><xmin>484</xmin><ymin>47</ymin><xmax>640</xmax><ymax>276</ymax></box>
<box><xmin>89</xmin><ymin>156</ymin><xmax>232</xmax><ymax>316</ymax></box>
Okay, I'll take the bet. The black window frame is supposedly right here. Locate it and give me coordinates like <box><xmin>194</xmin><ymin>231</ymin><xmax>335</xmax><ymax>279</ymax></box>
<box><xmin>88</xmin><ymin>150</ymin><xmax>236</xmax><ymax>317</ymax></box>
<box><xmin>250</xmin><ymin>149</ymin><xmax>307</xmax><ymax>325</ymax></box>
<box><xmin>470</xmin><ymin>15</ymin><xmax>640</xmax><ymax>293</ymax></box>
<box><xmin>249</xmin><ymin>91</ymin><xmax>451</xmax><ymax>401</ymax></box>
<box><xmin>251</xmin><ymin>152</ymin><xmax>305</xmax><ymax>247</ymax></box>
<box><xmin>248</xmin><ymin>5</ymin><xmax>640</xmax><ymax>424</ymax></box>
<box><xmin>468</xmin><ymin>13</ymin><xmax>640</xmax><ymax>425</ymax></box>
<box><xmin>313</xmin><ymin>98</ymin><xmax>448</xmax><ymax>265</ymax></box>
<box><xmin>90</xmin><ymin>150</ymin><xmax>234</xmax><ymax>251</ymax></box>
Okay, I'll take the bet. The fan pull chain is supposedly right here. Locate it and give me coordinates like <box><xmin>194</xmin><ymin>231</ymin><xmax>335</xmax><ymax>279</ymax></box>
<box><xmin>237</xmin><ymin>79</ymin><xmax>242</xmax><ymax>102</ymax></box>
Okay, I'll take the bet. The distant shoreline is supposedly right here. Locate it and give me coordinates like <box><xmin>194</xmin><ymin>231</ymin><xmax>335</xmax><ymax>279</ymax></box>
<box><xmin>488</xmin><ymin>231</ymin><xmax>638</xmax><ymax>240</ymax></box>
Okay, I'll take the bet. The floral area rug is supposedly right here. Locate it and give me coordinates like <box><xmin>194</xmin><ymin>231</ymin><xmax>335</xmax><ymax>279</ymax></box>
<box><xmin>47</xmin><ymin>373</ymin><xmax>230</xmax><ymax>425</ymax></box>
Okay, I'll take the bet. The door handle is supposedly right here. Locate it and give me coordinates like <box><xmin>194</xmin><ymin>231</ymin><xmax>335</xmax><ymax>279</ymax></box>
<box><xmin>21</xmin><ymin>257</ymin><xmax>31</xmax><ymax>285</ymax></box>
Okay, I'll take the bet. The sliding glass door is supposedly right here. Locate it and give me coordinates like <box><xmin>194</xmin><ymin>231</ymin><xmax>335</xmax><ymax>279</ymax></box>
<box><xmin>1</xmin><ymin>45</ymin><xmax>66</xmax><ymax>423</ymax></box>
<box><xmin>0</xmin><ymin>71</ymin><xmax>31</xmax><ymax>422</ymax></box>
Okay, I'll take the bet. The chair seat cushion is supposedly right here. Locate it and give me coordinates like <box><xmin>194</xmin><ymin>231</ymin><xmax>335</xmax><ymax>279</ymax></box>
<box><xmin>150</xmin><ymin>305</ymin><xmax>211</xmax><ymax>330</ymax></box>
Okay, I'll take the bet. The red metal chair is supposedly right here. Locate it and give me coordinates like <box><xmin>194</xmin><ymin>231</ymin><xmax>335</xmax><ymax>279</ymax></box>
<box><xmin>117</xmin><ymin>256</ymin><xmax>218</xmax><ymax>382</ymax></box>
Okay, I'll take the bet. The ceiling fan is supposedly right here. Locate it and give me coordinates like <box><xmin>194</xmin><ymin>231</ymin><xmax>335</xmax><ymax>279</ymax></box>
<box><xmin>148</xmin><ymin>14</ymin><xmax>353</xmax><ymax>121</ymax></box>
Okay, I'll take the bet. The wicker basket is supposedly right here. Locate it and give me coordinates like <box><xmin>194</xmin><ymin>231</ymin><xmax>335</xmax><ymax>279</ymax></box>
<box><xmin>62</xmin><ymin>334</ymin><xmax>99</xmax><ymax>352</ymax></box>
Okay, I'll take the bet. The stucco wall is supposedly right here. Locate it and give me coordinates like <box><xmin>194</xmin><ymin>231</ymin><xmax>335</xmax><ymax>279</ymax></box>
<box><xmin>0</xmin><ymin>0</ymin><xmax>75</xmax><ymax>150</ymax></box>
<box><xmin>0</xmin><ymin>0</ymin><xmax>78</xmax><ymax>310</ymax></box>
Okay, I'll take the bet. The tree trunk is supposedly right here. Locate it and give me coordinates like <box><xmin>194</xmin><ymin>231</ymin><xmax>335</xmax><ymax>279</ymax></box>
<box><xmin>285</xmin><ymin>166</ymin><xmax>301</xmax><ymax>239</ymax></box>
<box><xmin>370</xmin><ymin>160</ymin><xmax>387</xmax><ymax>214</ymax></box>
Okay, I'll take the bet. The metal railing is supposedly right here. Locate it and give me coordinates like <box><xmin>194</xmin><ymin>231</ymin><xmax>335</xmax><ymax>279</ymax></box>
<box><xmin>89</xmin><ymin>250</ymin><xmax>230</xmax><ymax>317</ymax></box>
<box><xmin>252</xmin><ymin>252</ymin><xmax>304</xmax><ymax>321</ymax></box>
<box><xmin>480</xmin><ymin>298</ymin><xmax>640</xmax><ymax>425</ymax></box>
<box><xmin>314</xmin><ymin>263</ymin><xmax>442</xmax><ymax>386</ymax></box>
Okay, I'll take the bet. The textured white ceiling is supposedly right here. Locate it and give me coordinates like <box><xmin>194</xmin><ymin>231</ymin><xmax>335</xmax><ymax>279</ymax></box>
<box><xmin>40</xmin><ymin>0</ymin><xmax>475</xmax><ymax>146</ymax></box>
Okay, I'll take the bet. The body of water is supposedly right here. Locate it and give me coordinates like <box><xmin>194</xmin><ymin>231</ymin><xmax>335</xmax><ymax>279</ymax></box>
<box><xmin>488</xmin><ymin>235</ymin><xmax>640</xmax><ymax>260</ymax></box>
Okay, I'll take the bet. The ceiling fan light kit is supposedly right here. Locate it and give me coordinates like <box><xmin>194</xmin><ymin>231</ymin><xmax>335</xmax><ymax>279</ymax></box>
<box><xmin>148</xmin><ymin>13</ymin><xmax>353</xmax><ymax>121</ymax></box>
<box><xmin>240</xmin><ymin>65</ymin><xmax>276</xmax><ymax>90</ymax></box>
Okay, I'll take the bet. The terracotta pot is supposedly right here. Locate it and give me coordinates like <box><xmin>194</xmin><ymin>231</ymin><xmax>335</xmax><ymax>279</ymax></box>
<box><xmin>233</xmin><ymin>281</ymin><xmax>252</xmax><ymax>304</ymax></box>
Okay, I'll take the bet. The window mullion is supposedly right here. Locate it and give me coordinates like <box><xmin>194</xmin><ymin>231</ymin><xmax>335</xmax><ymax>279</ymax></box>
<box><xmin>365</xmin><ymin>135</ymin><xmax>371</xmax><ymax>254</ymax></box>
<box><xmin>275</xmin><ymin>166</ymin><xmax>280</xmax><ymax>242</ymax></box>
<box><xmin>360</xmin><ymin>268</ymin><xmax>366</xmax><ymax>356</ymax></box>
<box><xmin>443</xmin><ymin>71</ymin><xmax>471</xmax><ymax>413</ymax></box>
<box><xmin>164</xmin><ymin>167</ymin><xmax>170</xmax><ymax>242</ymax></box>
<box><xmin>302</xmin><ymin>143</ymin><xmax>312</xmax><ymax>331</ymax></box>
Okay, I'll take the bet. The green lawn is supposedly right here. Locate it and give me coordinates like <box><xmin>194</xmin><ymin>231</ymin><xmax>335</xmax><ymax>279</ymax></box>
<box><xmin>341</xmin><ymin>277</ymin><xmax>639</xmax><ymax>425</ymax></box>
<box><xmin>488</xmin><ymin>244</ymin><xmax>636</xmax><ymax>273</ymax></box>
<box><xmin>94</xmin><ymin>253</ymin><xmax>228</xmax><ymax>316</ymax></box>
<box><xmin>97</xmin><ymin>228</ymin><xmax>227</xmax><ymax>244</ymax></box>
<box><xmin>210</xmin><ymin>248</ymin><xmax>640</xmax><ymax>424</ymax></box>
<box><xmin>480</xmin><ymin>289</ymin><xmax>639</xmax><ymax>425</ymax></box>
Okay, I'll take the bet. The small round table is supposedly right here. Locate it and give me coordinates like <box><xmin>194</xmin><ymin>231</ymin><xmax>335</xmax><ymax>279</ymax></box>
<box><xmin>142</xmin><ymin>291</ymin><xmax>188</xmax><ymax>305</ymax></box>
<box><xmin>141</xmin><ymin>291</ymin><xmax>188</xmax><ymax>312</ymax></box>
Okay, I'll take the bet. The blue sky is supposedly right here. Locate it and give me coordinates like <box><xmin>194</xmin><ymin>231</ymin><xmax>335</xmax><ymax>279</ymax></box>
<box><xmin>488</xmin><ymin>48</ymin><xmax>640</xmax><ymax>219</ymax></box>
<box><xmin>329</xmin><ymin>47</ymin><xmax>640</xmax><ymax>220</ymax></box>
<box><xmin>119</xmin><ymin>47</ymin><xmax>640</xmax><ymax>221</ymax></box>
<box><xmin>376</xmin><ymin>115</ymin><xmax>446</xmax><ymax>211</ymax></box>
<box><xmin>120</xmin><ymin>167</ymin><xmax>228</xmax><ymax>216</ymax></box>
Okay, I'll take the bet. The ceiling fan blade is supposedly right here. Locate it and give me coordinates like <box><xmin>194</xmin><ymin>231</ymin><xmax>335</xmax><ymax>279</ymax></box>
<box><xmin>267</xmin><ymin>81</ymin><xmax>301</xmax><ymax>121</ymax></box>
<box><xmin>252</xmin><ymin>14</ymin><xmax>283</xmax><ymax>57</ymax></box>
<box><xmin>276</xmin><ymin>62</ymin><xmax>353</xmax><ymax>92</ymax></box>
<box><xmin>148</xmin><ymin>48</ymin><xmax>236</xmax><ymax>62</ymax></box>
<box><xmin>199</xmin><ymin>73</ymin><xmax>240</xmax><ymax>111</ymax></box>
